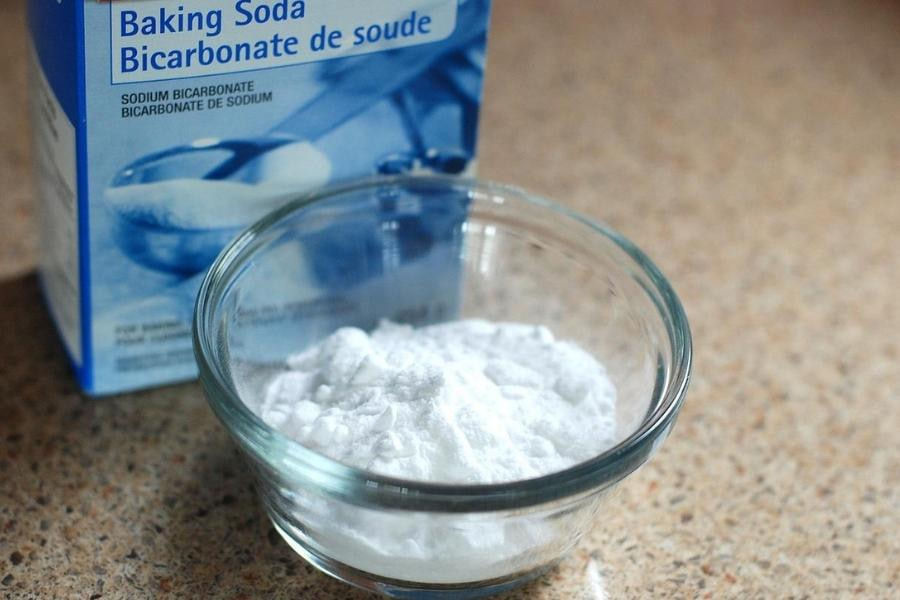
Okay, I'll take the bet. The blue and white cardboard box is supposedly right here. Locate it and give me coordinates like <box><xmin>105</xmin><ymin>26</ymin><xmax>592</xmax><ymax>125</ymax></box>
<box><xmin>28</xmin><ymin>0</ymin><xmax>492</xmax><ymax>395</ymax></box>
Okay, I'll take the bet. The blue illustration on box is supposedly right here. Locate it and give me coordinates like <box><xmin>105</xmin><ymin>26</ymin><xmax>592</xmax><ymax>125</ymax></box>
<box><xmin>105</xmin><ymin>0</ymin><xmax>488</xmax><ymax>278</ymax></box>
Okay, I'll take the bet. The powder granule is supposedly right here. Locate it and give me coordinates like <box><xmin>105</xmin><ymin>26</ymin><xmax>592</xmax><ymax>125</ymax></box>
<box><xmin>257</xmin><ymin>319</ymin><xmax>617</xmax><ymax>484</ymax></box>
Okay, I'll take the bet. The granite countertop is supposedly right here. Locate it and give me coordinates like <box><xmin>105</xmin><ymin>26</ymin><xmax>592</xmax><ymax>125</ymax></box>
<box><xmin>1</xmin><ymin>0</ymin><xmax>898</xmax><ymax>598</ymax></box>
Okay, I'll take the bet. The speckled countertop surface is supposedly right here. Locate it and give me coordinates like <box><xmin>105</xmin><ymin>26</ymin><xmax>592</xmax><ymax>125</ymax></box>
<box><xmin>1</xmin><ymin>0</ymin><xmax>899</xmax><ymax>598</ymax></box>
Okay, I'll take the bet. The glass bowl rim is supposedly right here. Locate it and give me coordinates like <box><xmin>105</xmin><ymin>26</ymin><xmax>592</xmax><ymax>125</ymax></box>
<box><xmin>193</xmin><ymin>174</ymin><xmax>692</xmax><ymax>512</ymax></box>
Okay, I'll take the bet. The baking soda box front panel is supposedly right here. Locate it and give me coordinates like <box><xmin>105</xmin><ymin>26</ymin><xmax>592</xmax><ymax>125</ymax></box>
<box><xmin>29</xmin><ymin>0</ymin><xmax>492</xmax><ymax>394</ymax></box>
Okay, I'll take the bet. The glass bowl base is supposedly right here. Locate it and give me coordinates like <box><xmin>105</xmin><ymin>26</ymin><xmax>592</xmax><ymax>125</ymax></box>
<box><xmin>269</xmin><ymin>514</ymin><xmax>556</xmax><ymax>599</ymax></box>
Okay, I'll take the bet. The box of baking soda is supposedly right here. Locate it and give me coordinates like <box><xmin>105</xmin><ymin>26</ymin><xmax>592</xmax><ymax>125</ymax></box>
<box><xmin>28</xmin><ymin>0</ymin><xmax>492</xmax><ymax>394</ymax></box>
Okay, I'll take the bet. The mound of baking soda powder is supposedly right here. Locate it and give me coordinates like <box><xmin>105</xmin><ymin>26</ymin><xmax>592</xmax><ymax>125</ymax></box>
<box><xmin>259</xmin><ymin>319</ymin><xmax>617</xmax><ymax>483</ymax></box>
<box><xmin>248</xmin><ymin>319</ymin><xmax>618</xmax><ymax>583</ymax></box>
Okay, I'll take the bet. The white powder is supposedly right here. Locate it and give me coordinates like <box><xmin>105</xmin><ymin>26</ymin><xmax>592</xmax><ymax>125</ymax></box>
<box><xmin>258</xmin><ymin>319</ymin><xmax>617</xmax><ymax>484</ymax></box>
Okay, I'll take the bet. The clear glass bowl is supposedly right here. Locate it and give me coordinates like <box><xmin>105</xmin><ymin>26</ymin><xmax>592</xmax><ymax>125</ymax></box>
<box><xmin>193</xmin><ymin>176</ymin><xmax>692</xmax><ymax>598</ymax></box>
